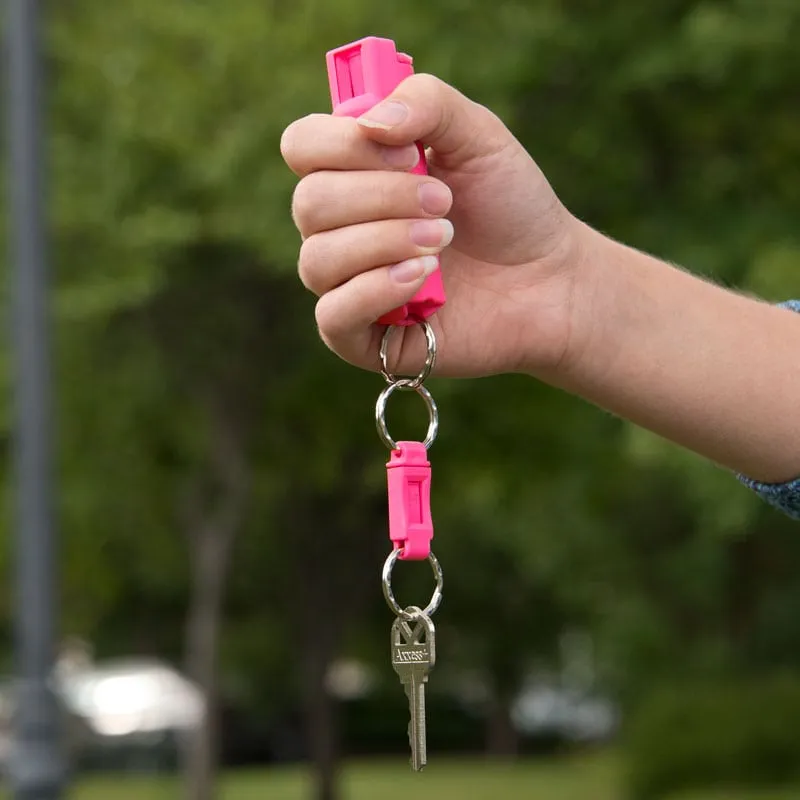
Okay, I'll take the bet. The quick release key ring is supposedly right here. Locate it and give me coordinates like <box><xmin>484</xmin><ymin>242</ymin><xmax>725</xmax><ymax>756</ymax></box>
<box><xmin>376</xmin><ymin>319</ymin><xmax>443</xmax><ymax>609</ymax></box>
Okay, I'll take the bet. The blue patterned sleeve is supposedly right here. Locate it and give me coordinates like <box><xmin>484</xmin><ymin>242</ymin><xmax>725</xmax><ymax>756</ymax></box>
<box><xmin>735</xmin><ymin>299</ymin><xmax>800</xmax><ymax>519</ymax></box>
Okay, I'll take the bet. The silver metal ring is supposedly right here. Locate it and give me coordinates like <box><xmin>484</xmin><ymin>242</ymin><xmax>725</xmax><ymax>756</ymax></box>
<box><xmin>380</xmin><ymin>321</ymin><xmax>437</xmax><ymax>389</ymax></box>
<box><xmin>382</xmin><ymin>549</ymin><xmax>443</xmax><ymax>619</ymax></box>
<box><xmin>401</xmin><ymin>605</ymin><xmax>425</xmax><ymax>621</ymax></box>
<box><xmin>375</xmin><ymin>379</ymin><xmax>439</xmax><ymax>450</ymax></box>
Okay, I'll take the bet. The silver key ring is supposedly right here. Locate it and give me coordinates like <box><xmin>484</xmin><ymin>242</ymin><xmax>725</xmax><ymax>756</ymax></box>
<box><xmin>380</xmin><ymin>320</ymin><xmax>437</xmax><ymax>389</ymax></box>
<box><xmin>382</xmin><ymin>548</ymin><xmax>443</xmax><ymax>620</ymax></box>
<box><xmin>375</xmin><ymin>379</ymin><xmax>439</xmax><ymax>450</ymax></box>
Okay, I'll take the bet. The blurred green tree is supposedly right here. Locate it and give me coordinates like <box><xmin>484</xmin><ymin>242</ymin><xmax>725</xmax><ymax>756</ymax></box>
<box><xmin>0</xmin><ymin>2</ymin><xmax>796</xmax><ymax>800</ymax></box>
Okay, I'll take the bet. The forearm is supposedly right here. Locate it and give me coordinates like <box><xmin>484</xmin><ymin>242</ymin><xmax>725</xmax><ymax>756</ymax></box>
<box><xmin>552</xmin><ymin>224</ymin><xmax>800</xmax><ymax>483</ymax></box>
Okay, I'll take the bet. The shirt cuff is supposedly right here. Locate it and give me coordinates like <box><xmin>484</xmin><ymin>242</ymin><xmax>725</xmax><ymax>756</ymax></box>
<box><xmin>735</xmin><ymin>299</ymin><xmax>800</xmax><ymax>519</ymax></box>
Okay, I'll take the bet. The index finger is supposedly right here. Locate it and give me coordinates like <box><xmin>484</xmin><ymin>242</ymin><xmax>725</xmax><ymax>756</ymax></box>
<box><xmin>280</xmin><ymin>113</ymin><xmax>421</xmax><ymax>178</ymax></box>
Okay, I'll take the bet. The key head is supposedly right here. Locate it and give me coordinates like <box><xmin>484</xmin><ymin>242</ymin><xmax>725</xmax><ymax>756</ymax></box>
<box><xmin>391</xmin><ymin>606</ymin><xmax>436</xmax><ymax>679</ymax></box>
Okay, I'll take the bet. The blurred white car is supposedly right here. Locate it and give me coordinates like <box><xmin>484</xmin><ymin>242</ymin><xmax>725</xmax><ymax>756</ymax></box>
<box><xmin>57</xmin><ymin>658</ymin><xmax>203</xmax><ymax>739</ymax></box>
<box><xmin>512</xmin><ymin>683</ymin><xmax>618</xmax><ymax>742</ymax></box>
<box><xmin>0</xmin><ymin>656</ymin><xmax>203</xmax><ymax>774</ymax></box>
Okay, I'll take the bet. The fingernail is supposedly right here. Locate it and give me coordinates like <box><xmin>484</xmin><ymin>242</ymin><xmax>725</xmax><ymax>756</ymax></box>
<box><xmin>389</xmin><ymin>255</ymin><xmax>439</xmax><ymax>284</ymax></box>
<box><xmin>358</xmin><ymin>101</ymin><xmax>408</xmax><ymax>130</ymax></box>
<box><xmin>382</xmin><ymin>144</ymin><xmax>420</xmax><ymax>169</ymax></box>
<box><xmin>409</xmin><ymin>219</ymin><xmax>454</xmax><ymax>249</ymax></box>
<box><xmin>418</xmin><ymin>182</ymin><xmax>452</xmax><ymax>215</ymax></box>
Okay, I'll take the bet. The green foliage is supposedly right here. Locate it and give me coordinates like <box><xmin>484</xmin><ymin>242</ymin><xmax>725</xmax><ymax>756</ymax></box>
<box><xmin>1</xmin><ymin>1</ymin><xmax>800</xmax><ymax>785</ymax></box>
<box><xmin>625</xmin><ymin>673</ymin><xmax>800</xmax><ymax>800</ymax></box>
<box><xmin>511</xmin><ymin>0</ymin><xmax>800</xmax><ymax>286</ymax></box>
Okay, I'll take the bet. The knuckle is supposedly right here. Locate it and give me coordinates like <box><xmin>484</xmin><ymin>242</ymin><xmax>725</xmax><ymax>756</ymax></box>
<box><xmin>279</xmin><ymin>119</ymin><xmax>301</xmax><ymax>165</ymax></box>
<box><xmin>398</xmin><ymin>74</ymin><xmax>457</xmax><ymax>144</ymax></box>
<box><xmin>373</xmin><ymin>176</ymin><xmax>397</xmax><ymax>214</ymax></box>
<box><xmin>313</xmin><ymin>296</ymin><xmax>330</xmax><ymax>330</ymax></box>
<box><xmin>314</xmin><ymin>295</ymin><xmax>341</xmax><ymax>341</ymax></box>
<box><xmin>403</xmin><ymin>73</ymin><xmax>450</xmax><ymax>108</ymax></box>
<box><xmin>291</xmin><ymin>174</ymin><xmax>323</xmax><ymax>233</ymax></box>
<box><xmin>297</xmin><ymin>235</ymin><xmax>325</xmax><ymax>294</ymax></box>
<box><xmin>364</xmin><ymin>171</ymin><xmax>409</xmax><ymax>217</ymax></box>
<box><xmin>405</xmin><ymin>73</ymin><xmax>443</xmax><ymax>94</ymax></box>
<box><xmin>280</xmin><ymin>113</ymin><xmax>328</xmax><ymax>174</ymax></box>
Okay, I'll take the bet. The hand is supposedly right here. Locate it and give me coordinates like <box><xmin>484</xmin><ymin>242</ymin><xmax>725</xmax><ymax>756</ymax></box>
<box><xmin>280</xmin><ymin>74</ymin><xmax>588</xmax><ymax>379</ymax></box>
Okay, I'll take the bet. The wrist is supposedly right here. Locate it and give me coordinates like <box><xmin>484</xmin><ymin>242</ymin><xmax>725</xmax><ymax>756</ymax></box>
<box><xmin>520</xmin><ymin>219</ymin><xmax>619</xmax><ymax>383</ymax></box>
<box><xmin>556</xmin><ymin>224</ymin><xmax>642</xmax><ymax>385</ymax></box>
<box><xmin>549</xmin><ymin>224</ymin><xmax>699</xmax><ymax>394</ymax></box>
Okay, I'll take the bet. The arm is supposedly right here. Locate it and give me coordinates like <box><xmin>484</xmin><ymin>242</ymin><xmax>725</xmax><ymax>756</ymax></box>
<box><xmin>281</xmin><ymin>75</ymin><xmax>800</xmax><ymax>518</ymax></box>
<box><xmin>549</xmin><ymin>222</ymin><xmax>800</xmax><ymax>489</ymax></box>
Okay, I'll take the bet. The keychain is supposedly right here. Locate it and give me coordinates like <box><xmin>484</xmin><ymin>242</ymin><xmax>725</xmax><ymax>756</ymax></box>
<box><xmin>327</xmin><ymin>36</ymin><xmax>447</xmax><ymax>771</ymax></box>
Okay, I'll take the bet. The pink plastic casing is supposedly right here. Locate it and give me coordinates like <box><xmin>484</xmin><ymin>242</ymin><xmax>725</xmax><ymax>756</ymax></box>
<box><xmin>326</xmin><ymin>36</ymin><xmax>446</xmax><ymax>327</ymax></box>
<box><xmin>386</xmin><ymin>441</ymin><xmax>432</xmax><ymax>560</ymax></box>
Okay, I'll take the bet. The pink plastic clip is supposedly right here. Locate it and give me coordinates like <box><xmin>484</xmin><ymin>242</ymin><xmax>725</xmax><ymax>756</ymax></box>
<box><xmin>386</xmin><ymin>441</ymin><xmax>433</xmax><ymax>561</ymax></box>
<box><xmin>326</xmin><ymin>36</ymin><xmax>446</xmax><ymax>326</ymax></box>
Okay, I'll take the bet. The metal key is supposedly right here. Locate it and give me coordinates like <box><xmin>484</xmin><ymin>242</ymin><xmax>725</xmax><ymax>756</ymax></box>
<box><xmin>391</xmin><ymin>605</ymin><xmax>436</xmax><ymax>771</ymax></box>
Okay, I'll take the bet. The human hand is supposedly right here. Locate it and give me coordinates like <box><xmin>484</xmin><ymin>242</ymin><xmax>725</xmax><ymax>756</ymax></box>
<box><xmin>280</xmin><ymin>74</ymin><xmax>588</xmax><ymax>378</ymax></box>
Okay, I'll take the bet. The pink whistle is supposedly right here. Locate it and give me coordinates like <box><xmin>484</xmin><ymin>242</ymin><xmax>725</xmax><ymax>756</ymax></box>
<box><xmin>386</xmin><ymin>441</ymin><xmax>432</xmax><ymax>561</ymax></box>
<box><xmin>326</xmin><ymin>36</ymin><xmax>446</xmax><ymax>327</ymax></box>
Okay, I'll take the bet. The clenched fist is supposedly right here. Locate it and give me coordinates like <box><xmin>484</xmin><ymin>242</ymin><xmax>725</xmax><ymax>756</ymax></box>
<box><xmin>280</xmin><ymin>74</ymin><xmax>588</xmax><ymax>379</ymax></box>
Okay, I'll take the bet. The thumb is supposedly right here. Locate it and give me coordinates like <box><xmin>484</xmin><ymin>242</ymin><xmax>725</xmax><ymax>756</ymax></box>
<box><xmin>356</xmin><ymin>74</ymin><xmax>507</xmax><ymax>164</ymax></box>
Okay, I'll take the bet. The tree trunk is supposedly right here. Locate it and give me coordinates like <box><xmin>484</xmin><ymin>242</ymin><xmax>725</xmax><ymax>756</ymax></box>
<box><xmin>283</xmin><ymin>486</ymin><xmax>386</xmax><ymax>800</ymax></box>
<box><xmin>184</xmin><ymin>529</ymin><xmax>229</xmax><ymax>800</ymax></box>
<box><xmin>180</xmin><ymin>403</ymin><xmax>247</xmax><ymax>800</ymax></box>
<box><xmin>485</xmin><ymin>692</ymin><xmax>519</xmax><ymax>757</ymax></box>
<box><xmin>303</xmin><ymin>643</ymin><xmax>340</xmax><ymax>800</ymax></box>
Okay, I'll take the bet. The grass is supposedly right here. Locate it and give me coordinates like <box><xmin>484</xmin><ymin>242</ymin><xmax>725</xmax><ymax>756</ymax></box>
<box><xmin>674</xmin><ymin>793</ymin><xmax>799</xmax><ymax>800</ymax></box>
<box><xmin>4</xmin><ymin>753</ymin><xmax>799</xmax><ymax>799</ymax></box>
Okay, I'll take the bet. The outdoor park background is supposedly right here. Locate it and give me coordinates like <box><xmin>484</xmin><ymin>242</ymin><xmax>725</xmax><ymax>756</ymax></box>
<box><xmin>4</xmin><ymin>1</ymin><xmax>800</xmax><ymax>799</ymax></box>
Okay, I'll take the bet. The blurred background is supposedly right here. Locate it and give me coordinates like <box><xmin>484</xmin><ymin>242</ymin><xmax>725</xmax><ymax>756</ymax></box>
<box><xmin>4</xmin><ymin>1</ymin><xmax>800</xmax><ymax>799</ymax></box>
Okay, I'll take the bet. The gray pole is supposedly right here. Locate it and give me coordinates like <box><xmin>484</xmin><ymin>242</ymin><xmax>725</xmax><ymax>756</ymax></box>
<box><xmin>6</xmin><ymin>0</ymin><xmax>66</xmax><ymax>797</ymax></box>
